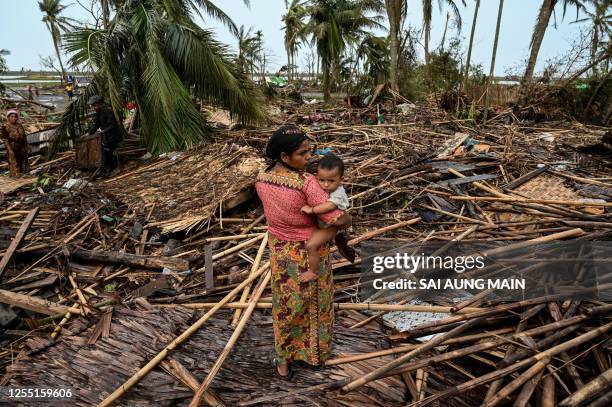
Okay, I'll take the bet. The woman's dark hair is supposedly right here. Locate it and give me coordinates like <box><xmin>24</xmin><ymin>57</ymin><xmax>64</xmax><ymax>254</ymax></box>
<box><xmin>318</xmin><ymin>154</ymin><xmax>344</xmax><ymax>176</ymax></box>
<box><xmin>265</xmin><ymin>125</ymin><xmax>309</xmax><ymax>167</ymax></box>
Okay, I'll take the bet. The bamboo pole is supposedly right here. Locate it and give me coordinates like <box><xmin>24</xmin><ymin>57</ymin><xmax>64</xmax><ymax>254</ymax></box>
<box><xmin>513</xmin><ymin>368</ymin><xmax>544</xmax><ymax>407</ymax></box>
<box><xmin>483</xmin><ymin>357</ymin><xmax>550</xmax><ymax>407</ymax></box>
<box><xmin>160</xmin><ymin>358</ymin><xmax>225</xmax><ymax>407</ymax></box>
<box><xmin>559</xmin><ymin>367</ymin><xmax>612</xmax><ymax>407</ymax></box>
<box><xmin>450</xmin><ymin>195</ymin><xmax>612</xmax><ymax>207</ymax></box>
<box><xmin>189</xmin><ymin>270</ymin><xmax>272</xmax><ymax>407</ymax></box>
<box><xmin>231</xmin><ymin>233</ymin><xmax>268</xmax><ymax>327</ymax></box>
<box><xmin>325</xmin><ymin>326</ymin><xmax>514</xmax><ymax>366</ymax></box>
<box><xmin>421</xmin><ymin>204</ymin><xmax>490</xmax><ymax>225</ymax></box>
<box><xmin>392</xmin><ymin>294</ymin><xmax>585</xmax><ymax>340</ymax></box>
<box><xmin>541</xmin><ymin>375</ymin><xmax>556</xmax><ymax>407</ymax></box>
<box><xmin>342</xmin><ymin>318</ymin><xmax>483</xmax><ymax>392</ymax></box>
<box><xmin>212</xmin><ymin>235</ymin><xmax>265</xmax><ymax>261</ymax></box>
<box><xmin>96</xmin><ymin>262</ymin><xmax>270</xmax><ymax>407</ymax></box>
<box><xmin>157</xmin><ymin>302</ymin><xmax>480</xmax><ymax>313</ymax></box>
<box><xmin>347</xmin><ymin>218</ymin><xmax>420</xmax><ymax>246</ymax></box>
<box><xmin>415</xmin><ymin>322</ymin><xmax>612</xmax><ymax>406</ymax></box>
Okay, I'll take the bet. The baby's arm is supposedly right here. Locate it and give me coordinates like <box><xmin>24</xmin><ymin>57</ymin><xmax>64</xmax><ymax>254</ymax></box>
<box><xmin>301</xmin><ymin>201</ymin><xmax>337</xmax><ymax>215</ymax></box>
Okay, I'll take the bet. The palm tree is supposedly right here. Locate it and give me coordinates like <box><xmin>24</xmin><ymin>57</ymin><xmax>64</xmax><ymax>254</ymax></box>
<box><xmin>462</xmin><ymin>0</ymin><xmax>480</xmax><ymax>90</ymax></box>
<box><xmin>56</xmin><ymin>0</ymin><xmax>266</xmax><ymax>155</ymax></box>
<box><xmin>522</xmin><ymin>0</ymin><xmax>586</xmax><ymax>85</ymax></box>
<box><xmin>384</xmin><ymin>0</ymin><xmax>407</xmax><ymax>91</ymax></box>
<box><xmin>237</xmin><ymin>25</ymin><xmax>259</xmax><ymax>77</ymax></box>
<box><xmin>283</xmin><ymin>0</ymin><xmax>307</xmax><ymax>82</ymax></box>
<box><xmin>357</xmin><ymin>35</ymin><xmax>390</xmax><ymax>85</ymax></box>
<box><xmin>38</xmin><ymin>0</ymin><xmax>78</xmax><ymax>82</ymax></box>
<box><xmin>574</xmin><ymin>0</ymin><xmax>612</xmax><ymax>76</ymax></box>
<box><xmin>304</xmin><ymin>0</ymin><xmax>385</xmax><ymax>102</ymax></box>
<box><xmin>483</xmin><ymin>0</ymin><xmax>504</xmax><ymax>121</ymax></box>
<box><xmin>421</xmin><ymin>0</ymin><xmax>466</xmax><ymax>65</ymax></box>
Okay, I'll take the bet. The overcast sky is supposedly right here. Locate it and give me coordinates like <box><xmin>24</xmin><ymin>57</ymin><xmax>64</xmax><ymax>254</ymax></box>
<box><xmin>0</xmin><ymin>0</ymin><xmax>594</xmax><ymax>76</ymax></box>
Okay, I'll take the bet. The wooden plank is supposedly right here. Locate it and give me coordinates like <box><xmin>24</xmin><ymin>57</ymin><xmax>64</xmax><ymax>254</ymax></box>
<box><xmin>205</xmin><ymin>244</ymin><xmax>214</xmax><ymax>290</ymax></box>
<box><xmin>0</xmin><ymin>288</ymin><xmax>77</xmax><ymax>316</ymax></box>
<box><xmin>439</xmin><ymin>174</ymin><xmax>497</xmax><ymax>187</ymax></box>
<box><xmin>0</xmin><ymin>207</ymin><xmax>39</xmax><ymax>280</ymax></box>
<box><xmin>505</xmin><ymin>165</ymin><xmax>549</xmax><ymax>190</ymax></box>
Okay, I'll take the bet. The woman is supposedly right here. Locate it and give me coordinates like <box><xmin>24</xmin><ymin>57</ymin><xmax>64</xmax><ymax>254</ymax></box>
<box><xmin>255</xmin><ymin>125</ymin><xmax>352</xmax><ymax>379</ymax></box>
<box><xmin>1</xmin><ymin>110</ymin><xmax>30</xmax><ymax>177</ymax></box>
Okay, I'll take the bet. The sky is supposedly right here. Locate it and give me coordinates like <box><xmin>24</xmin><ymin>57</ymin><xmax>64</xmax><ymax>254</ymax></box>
<box><xmin>0</xmin><ymin>0</ymin><xmax>595</xmax><ymax>76</ymax></box>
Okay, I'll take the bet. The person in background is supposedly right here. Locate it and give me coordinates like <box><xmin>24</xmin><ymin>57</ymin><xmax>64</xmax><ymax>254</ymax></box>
<box><xmin>1</xmin><ymin>110</ymin><xmax>30</xmax><ymax>177</ymax></box>
<box><xmin>87</xmin><ymin>95</ymin><xmax>121</xmax><ymax>176</ymax></box>
<box><xmin>27</xmin><ymin>85</ymin><xmax>34</xmax><ymax>101</ymax></box>
<box><xmin>66</xmin><ymin>82</ymin><xmax>74</xmax><ymax>101</ymax></box>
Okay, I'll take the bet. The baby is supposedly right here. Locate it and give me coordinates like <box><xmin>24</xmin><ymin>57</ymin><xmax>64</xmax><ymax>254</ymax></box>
<box><xmin>300</xmin><ymin>154</ymin><xmax>355</xmax><ymax>282</ymax></box>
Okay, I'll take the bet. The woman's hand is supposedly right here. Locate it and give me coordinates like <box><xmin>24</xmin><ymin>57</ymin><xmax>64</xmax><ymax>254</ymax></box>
<box><xmin>301</xmin><ymin>205</ymin><xmax>314</xmax><ymax>215</ymax></box>
<box><xmin>333</xmin><ymin>213</ymin><xmax>352</xmax><ymax>228</ymax></box>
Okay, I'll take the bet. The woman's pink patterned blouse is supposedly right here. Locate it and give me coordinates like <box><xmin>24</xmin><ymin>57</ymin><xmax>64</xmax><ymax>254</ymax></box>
<box><xmin>255</xmin><ymin>170</ymin><xmax>343</xmax><ymax>241</ymax></box>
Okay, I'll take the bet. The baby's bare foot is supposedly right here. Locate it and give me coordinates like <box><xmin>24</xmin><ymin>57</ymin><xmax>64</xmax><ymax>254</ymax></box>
<box><xmin>299</xmin><ymin>271</ymin><xmax>318</xmax><ymax>283</ymax></box>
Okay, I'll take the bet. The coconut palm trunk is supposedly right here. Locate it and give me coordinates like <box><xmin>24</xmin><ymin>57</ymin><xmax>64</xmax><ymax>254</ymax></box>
<box><xmin>463</xmin><ymin>0</ymin><xmax>480</xmax><ymax>90</ymax></box>
<box><xmin>385</xmin><ymin>0</ymin><xmax>402</xmax><ymax>91</ymax></box>
<box><xmin>323</xmin><ymin>61</ymin><xmax>331</xmax><ymax>102</ymax></box>
<box><xmin>522</xmin><ymin>0</ymin><xmax>556</xmax><ymax>85</ymax></box>
<box><xmin>51</xmin><ymin>25</ymin><xmax>66</xmax><ymax>82</ymax></box>
<box><xmin>484</xmin><ymin>0</ymin><xmax>504</xmax><ymax>121</ymax></box>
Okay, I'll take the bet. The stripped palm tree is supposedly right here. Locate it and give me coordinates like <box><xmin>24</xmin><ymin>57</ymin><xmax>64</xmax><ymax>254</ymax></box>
<box><xmin>283</xmin><ymin>0</ymin><xmax>308</xmax><ymax>82</ymax></box>
<box><xmin>38</xmin><ymin>0</ymin><xmax>78</xmax><ymax>82</ymax></box>
<box><xmin>384</xmin><ymin>0</ymin><xmax>407</xmax><ymax>91</ymax></box>
<box><xmin>54</xmin><ymin>0</ymin><xmax>266</xmax><ymax>155</ymax></box>
<box><xmin>522</xmin><ymin>0</ymin><xmax>586</xmax><ymax>86</ymax></box>
<box><xmin>304</xmin><ymin>0</ymin><xmax>385</xmax><ymax>102</ymax></box>
<box><xmin>421</xmin><ymin>0</ymin><xmax>466</xmax><ymax>65</ymax></box>
<box><xmin>574</xmin><ymin>0</ymin><xmax>611</xmax><ymax>76</ymax></box>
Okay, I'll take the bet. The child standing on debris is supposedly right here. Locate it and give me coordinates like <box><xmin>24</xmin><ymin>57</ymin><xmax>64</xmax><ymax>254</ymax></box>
<box><xmin>300</xmin><ymin>154</ymin><xmax>355</xmax><ymax>282</ymax></box>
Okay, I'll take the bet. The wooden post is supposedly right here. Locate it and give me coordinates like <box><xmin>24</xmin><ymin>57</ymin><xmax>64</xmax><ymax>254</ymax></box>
<box><xmin>204</xmin><ymin>244</ymin><xmax>214</xmax><ymax>290</ymax></box>
<box><xmin>0</xmin><ymin>289</ymin><xmax>78</xmax><ymax>316</ymax></box>
<box><xmin>0</xmin><ymin>207</ymin><xmax>39</xmax><ymax>279</ymax></box>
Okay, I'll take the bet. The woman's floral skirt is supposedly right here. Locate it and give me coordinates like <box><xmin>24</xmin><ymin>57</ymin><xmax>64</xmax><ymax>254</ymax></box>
<box><xmin>268</xmin><ymin>233</ymin><xmax>334</xmax><ymax>366</ymax></box>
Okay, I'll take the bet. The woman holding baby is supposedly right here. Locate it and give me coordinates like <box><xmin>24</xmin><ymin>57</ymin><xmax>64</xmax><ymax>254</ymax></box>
<box><xmin>255</xmin><ymin>125</ymin><xmax>352</xmax><ymax>379</ymax></box>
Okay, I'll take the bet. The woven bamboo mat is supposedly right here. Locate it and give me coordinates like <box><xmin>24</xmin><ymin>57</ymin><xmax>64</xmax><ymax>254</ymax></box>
<box><xmin>495</xmin><ymin>175</ymin><xmax>579</xmax><ymax>223</ymax></box>
<box><xmin>0</xmin><ymin>176</ymin><xmax>36</xmax><ymax>195</ymax></box>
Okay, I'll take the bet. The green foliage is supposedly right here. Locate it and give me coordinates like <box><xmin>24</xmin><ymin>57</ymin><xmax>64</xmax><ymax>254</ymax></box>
<box><xmin>465</xmin><ymin>63</ymin><xmax>488</xmax><ymax>87</ymax></box>
<box><xmin>550</xmin><ymin>76</ymin><xmax>612</xmax><ymax>124</ymax></box>
<box><xmin>36</xmin><ymin>174</ymin><xmax>53</xmax><ymax>189</ymax></box>
<box><xmin>54</xmin><ymin>0</ymin><xmax>267</xmax><ymax>156</ymax></box>
<box><xmin>303</xmin><ymin>0</ymin><xmax>385</xmax><ymax>99</ymax></box>
<box><xmin>425</xmin><ymin>38</ymin><xmax>463</xmax><ymax>92</ymax></box>
<box><xmin>398</xmin><ymin>66</ymin><xmax>428</xmax><ymax>101</ymax></box>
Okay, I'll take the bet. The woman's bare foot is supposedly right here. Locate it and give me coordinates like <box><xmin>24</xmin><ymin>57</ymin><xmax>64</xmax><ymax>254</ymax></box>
<box><xmin>299</xmin><ymin>271</ymin><xmax>318</xmax><ymax>282</ymax></box>
<box><xmin>276</xmin><ymin>360</ymin><xmax>289</xmax><ymax>376</ymax></box>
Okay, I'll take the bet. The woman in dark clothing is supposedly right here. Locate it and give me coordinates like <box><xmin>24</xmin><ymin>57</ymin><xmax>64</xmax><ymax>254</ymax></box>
<box><xmin>1</xmin><ymin>110</ymin><xmax>30</xmax><ymax>177</ymax></box>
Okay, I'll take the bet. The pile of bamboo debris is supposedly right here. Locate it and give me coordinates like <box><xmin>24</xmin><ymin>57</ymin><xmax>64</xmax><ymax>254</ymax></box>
<box><xmin>0</xmin><ymin>98</ymin><xmax>610</xmax><ymax>406</ymax></box>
